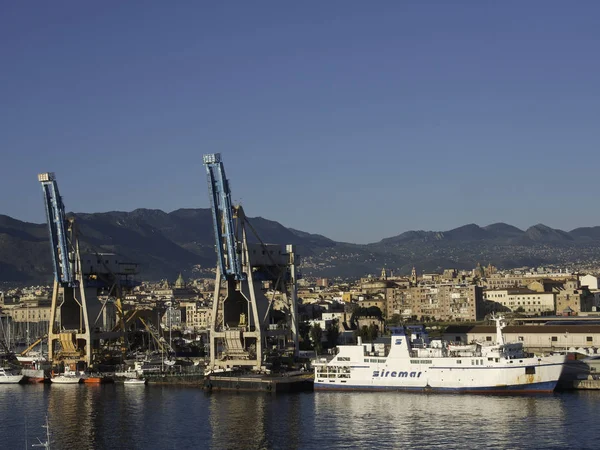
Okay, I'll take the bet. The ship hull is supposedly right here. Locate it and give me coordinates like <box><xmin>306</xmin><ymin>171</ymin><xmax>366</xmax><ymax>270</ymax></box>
<box><xmin>21</xmin><ymin>368</ymin><xmax>46</xmax><ymax>383</ymax></box>
<box><xmin>315</xmin><ymin>380</ymin><xmax>558</xmax><ymax>393</ymax></box>
<box><xmin>0</xmin><ymin>376</ymin><xmax>24</xmax><ymax>384</ymax></box>
<box><xmin>51</xmin><ymin>377</ymin><xmax>81</xmax><ymax>384</ymax></box>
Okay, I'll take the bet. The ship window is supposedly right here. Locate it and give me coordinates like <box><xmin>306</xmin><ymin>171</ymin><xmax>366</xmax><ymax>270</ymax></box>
<box><xmin>587</xmin><ymin>337</ymin><xmax>593</xmax><ymax>342</ymax></box>
<box><xmin>525</xmin><ymin>367</ymin><xmax>535</xmax><ymax>375</ymax></box>
<box><xmin>486</xmin><ymin>336</ymin><xmax>492</xmax><ymax>341</ymax></box>
<box><xmin>456</xmin><ymin>360</ymin><xmax>461</xmax><ymax>364</ymax></box>
<box><xmin>551</xmin><ymin>336</ymin><xmax>558</xmax><ymax>342</ymax></box>
<box><xmin>518</xmin><ymin>336</ymin><xmax>524</xmax><ymax>342</ymax></box>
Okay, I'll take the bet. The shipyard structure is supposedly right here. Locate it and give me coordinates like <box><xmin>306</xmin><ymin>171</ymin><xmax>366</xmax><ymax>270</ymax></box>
<box><xmin>203</xmin><ymin>153</ymin><xmax>300</xmax><ymax>373</ymax></box>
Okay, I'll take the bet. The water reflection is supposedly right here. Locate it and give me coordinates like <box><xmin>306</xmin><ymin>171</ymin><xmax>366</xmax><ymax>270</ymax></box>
<box><xmin>312</xmin><ymin>392</ymin><xmax>567</xmax><ymax>449</ymax></box>
<box><xmin>2</xmin><ymin>384</ymin><xmax>599</xmax><ymax>449</ymax></box>
<box><xmin>207</xmin><ymin>392</ymin><xmax>305</xmax><ymax>449</ymax></box>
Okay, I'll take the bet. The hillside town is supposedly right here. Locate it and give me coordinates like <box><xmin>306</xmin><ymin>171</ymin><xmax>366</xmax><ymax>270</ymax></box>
<box><xmin>3</xmin><ymin>264</ymin><xmax>600</xmax><ymax>356</ymax></box>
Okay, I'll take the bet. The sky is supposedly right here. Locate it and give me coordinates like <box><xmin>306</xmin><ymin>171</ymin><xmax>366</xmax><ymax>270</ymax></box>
<box><xmin>1</xmin><ymin>1</ymin><xmax>599</xmax><ymax>244</ymax></box>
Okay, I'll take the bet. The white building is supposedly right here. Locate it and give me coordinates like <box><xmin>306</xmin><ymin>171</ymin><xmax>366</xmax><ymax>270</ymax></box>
<box><xmin>580</xmin><ymin>274</ymin><xmax>600</xmax><ymax>291</ymax></box>
<box><xmin>484</xmin><ymin>288</ymin><xmax>555</xmax><ymax>314</ymax></box>
<box><xmin>181</xmin><ymin>302</ymin><xmax>211</xmax><ymax>331</ymax></box>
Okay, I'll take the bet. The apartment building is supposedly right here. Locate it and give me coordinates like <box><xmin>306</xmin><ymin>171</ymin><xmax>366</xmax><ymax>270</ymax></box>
<box><xmin>387</xmin><ymin>284</ymin><xmax>483</xmax><ymax>321</ymax></box>
<box><xmin>484</xmin><ymin>288</ymin><xmax>555</xmax><ymax>314</ymax></box>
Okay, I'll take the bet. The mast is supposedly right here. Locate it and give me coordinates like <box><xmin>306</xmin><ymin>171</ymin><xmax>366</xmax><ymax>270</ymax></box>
<box><xmin>491</xmin><ymin>314</ymin><xmax>506</xmax><ymax>346</ymax></box>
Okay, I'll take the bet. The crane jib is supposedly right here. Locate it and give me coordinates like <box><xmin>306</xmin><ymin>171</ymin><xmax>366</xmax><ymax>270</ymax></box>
<box><xmin>203</xmin><ymin>154</ymin><xmax>245</xmax><ymax>281</ymax></box>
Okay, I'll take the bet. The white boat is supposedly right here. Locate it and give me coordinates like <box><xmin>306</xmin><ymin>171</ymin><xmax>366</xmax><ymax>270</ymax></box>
<box><xmin>17</xmin><ymin>351</ymin><xmax>48</xmax><ymax>364</ymax></box>
<box><xmin>124</xmin><ymin>378</ymin><xmax>146</xmax><ymax>385</ymax></box>
<box><xmin>0</xmin><ymin>367</ymin><xmax>23</xmax><ymax>384</ymax></box>
<box><xmin>50</xmin><ymin>369</ymin><xmax>81</xmax><ymax>384</ymax></box>
<box><xmin>313</xmin><ymin>316</ymin><xmax>566</xmax><ymax>393</ymax></box>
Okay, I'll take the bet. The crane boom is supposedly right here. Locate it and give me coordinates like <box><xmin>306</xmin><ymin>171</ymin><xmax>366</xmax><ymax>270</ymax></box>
<box><xmin>38</xmin><ymin>172</ymin><xmax>75</xmax><ymax>286</ymax></box>
<box><xmin>202</xmin><ymin>153</ymin><xmax>245</xmax><ymax>280</ymax></box>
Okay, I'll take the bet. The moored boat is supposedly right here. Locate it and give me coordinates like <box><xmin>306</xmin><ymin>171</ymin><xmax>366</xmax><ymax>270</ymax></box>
<box><xmin>0</xmin><ymin>367</ymin><xmax>23</xmax><ymax>384</ymax></box>
<box><xmin>21</xmin><ymin>368</ymin><xmax>46</xmax><ymax>383</ymax></box>
<box><xmin>124</xmin><ymin>378</ymin><xmax>146</xmax><ymax>385</ymax></box>
<box><xmin>50</xmin><ymin>369</ymin><xmax>82</xmax><ymax>384</ymax></box>
<box><xmin>313</xmin><ymin>316</ymin><xmax>566</xmax><ymax>393</ymax></box>
<box><xmin>82</xmin><ymin>375</ymin><xmax>114</xmax><ymax>384</ymax></box>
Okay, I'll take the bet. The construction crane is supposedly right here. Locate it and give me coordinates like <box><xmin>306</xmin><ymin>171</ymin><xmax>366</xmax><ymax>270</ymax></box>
<box><xmin>203</xmin><ymin>154</ymin><xmax>299</xmax><ymax>372</ymax></box>
<box><xmin>38</xmin><ymin>172</ymin><xmax>138</xmax><ymax>367</ymax></box>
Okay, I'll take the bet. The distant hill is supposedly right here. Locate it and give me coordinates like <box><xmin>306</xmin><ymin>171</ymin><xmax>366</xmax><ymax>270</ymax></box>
<box><xmin>1</xmin><ymin>210</ymin><xmax>600</xmax><ymax>283</ymax></box>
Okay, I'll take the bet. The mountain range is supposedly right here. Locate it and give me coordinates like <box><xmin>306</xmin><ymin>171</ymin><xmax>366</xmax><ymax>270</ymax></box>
<box><xmin>2</xmin><ymin>209</ymin><xmax>600</xmax><ymax>284</ymax></box>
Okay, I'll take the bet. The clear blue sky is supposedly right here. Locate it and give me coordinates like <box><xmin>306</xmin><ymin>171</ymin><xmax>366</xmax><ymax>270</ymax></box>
<box><xmin>1</xmin><ymin>1</ymin><xmax>599</xmax><ymax>244</ymax></box>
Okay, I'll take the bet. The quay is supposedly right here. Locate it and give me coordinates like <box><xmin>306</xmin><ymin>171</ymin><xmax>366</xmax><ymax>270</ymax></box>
<box><xmin>572</xmin><ymin>378</ymin><xmax>600</xmax><ymax>390</ymax></box>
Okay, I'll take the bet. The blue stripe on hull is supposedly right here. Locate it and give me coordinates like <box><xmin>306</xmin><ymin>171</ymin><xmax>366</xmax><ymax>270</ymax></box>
<box><xmin>314</xmin><ymin>380</ymin><xmax>558</xmax><ymax>394</ymax></box>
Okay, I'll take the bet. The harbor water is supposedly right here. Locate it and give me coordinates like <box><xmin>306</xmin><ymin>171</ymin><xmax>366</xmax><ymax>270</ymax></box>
<box><xmin>1</xmin><ymin>384</ymin><xmax>599</xmax><ymax>449</ymax></box>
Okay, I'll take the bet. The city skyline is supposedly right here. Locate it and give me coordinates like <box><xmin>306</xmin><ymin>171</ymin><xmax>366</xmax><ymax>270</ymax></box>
<box><xmin>2</xmin><ymin>2</ymin><xmax>600</xmax><ymax>243</ymax></box>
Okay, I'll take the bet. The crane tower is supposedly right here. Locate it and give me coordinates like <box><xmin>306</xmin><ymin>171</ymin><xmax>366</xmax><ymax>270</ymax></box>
<box><xmin>38</xmin><ymin>172</ymin><xmax>137</xmax><ymax>367</ymax></box>
<box><xmin>203</xmin><ymin>154</ymin><xmax>299</xmax><ymax>372</ymax></box>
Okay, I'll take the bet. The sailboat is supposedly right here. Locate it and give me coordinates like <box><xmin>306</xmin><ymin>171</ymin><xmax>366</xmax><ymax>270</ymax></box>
<box><xmin>50</xmin><ymin>368</ymin><xmax>82</xmax><ymax>384</ymax></box>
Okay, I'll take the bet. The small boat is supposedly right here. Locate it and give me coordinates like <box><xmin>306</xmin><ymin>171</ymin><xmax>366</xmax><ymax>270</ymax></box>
<box><xmin>51</xmin><ymin>369</ymin><xmax>81</xmax><ymax>384</ymax></box>
<box><xmin>82</xmin><ymin>377</ymin><xmax>102</xmax><ymax>384</ymax></box>
<box><xmin>0</xmin><ymin>367</ymin><xmax>24</xmax><ymax>384</ymax></box>
<box><xmin>124</xmin><ymin>378</ymin><xmax>146</xmax><ymax>385</ymax></box>
<box><xmin>82</xmin><ymin>376</ymin><xmax>114</xmax><ymax>384</ymax></box>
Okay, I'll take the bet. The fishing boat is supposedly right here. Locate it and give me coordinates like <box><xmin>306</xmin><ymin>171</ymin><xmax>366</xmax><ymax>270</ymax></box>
<box><xmin>313</xmin><ymin>315</ymin><xmax>566</xmax><ymax>393</ymax></box>
<box><xmin>0</xmin><ymin>367</ymin><xmax>23</xmax><ymax>384</ymax></box>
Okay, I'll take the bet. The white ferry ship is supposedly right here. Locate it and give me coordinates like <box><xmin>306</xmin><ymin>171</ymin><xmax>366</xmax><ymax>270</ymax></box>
<box><xmin>313</xmin><ymin>316</ymin><xmax>566</xmax><ymax>393</ymax></box>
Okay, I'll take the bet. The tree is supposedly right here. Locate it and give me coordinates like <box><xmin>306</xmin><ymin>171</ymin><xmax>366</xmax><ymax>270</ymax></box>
<box><xmin>298</xmin><ymin>323</ymin><xmax>312</xmax><ymax>350</ymax></box>
<box><xmin>355</xmin><ymin>324</ymin><xmax>379</xmax><ymax>343</ymax></box>
<box><xmin>326</xmin><ymin>319</ymin><xmax>340</xmax><ymax>348</ymax></box>
<box><xmin>310</xmin><ymin>323</ymin><xmax>323</xmax><ymax>354</ymax></box>
<box><xmin>387</xmin><ymin>314</ymin><xmax>402</xmax><ymax>326</ymax></box>
<box><xmin>367</xmin><ymin>323</ymin><xmax>378</xmax><ymax>342</ymax></box>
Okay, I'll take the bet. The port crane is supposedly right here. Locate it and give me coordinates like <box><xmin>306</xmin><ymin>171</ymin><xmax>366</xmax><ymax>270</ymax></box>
<box><xmin>203</xmin><ymin>153</ymin><xmax>299</xmax><ymax>372</ymax></box>
<box><xmin>38</xmin><ymin>172</ymin><xmax>137</xmax><ymax>367</ymax></box>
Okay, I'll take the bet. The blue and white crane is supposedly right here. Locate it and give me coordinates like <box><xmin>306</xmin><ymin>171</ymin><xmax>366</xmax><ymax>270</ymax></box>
<box><xmin>38</xmin><ymin>172</ymin><xmax>137</xmax><ymax>367</ymax></box>
<box><xmin>202</xmin><ymin>154</ymin><xmax>299</xmax><ymax>372</ymax></box>
<box><xmin>38</xmin><ymin>172</ymin><xmax>75</xmax><ymax>287</ymax></box>
<box><xmin>202</xmin><ymin>153</ymin><xmax>244</xmax><ymax>281</ymax></box>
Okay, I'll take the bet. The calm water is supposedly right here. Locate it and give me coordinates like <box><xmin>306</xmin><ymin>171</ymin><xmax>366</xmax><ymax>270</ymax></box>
<box><xmin>1</xmin><ymin>384</ymin><xmax>599</xmax><ymax>449</ymax></box>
